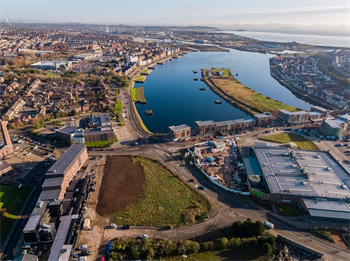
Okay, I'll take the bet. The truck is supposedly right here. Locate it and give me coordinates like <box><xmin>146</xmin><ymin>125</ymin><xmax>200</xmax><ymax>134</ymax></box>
<box><xmin>263</xmin><ymin>221</ymin><xmax>274</xmax><ymax>229</ymax></box>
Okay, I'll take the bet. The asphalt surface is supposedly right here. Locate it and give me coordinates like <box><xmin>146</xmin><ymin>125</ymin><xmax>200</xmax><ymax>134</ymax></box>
<box><xmin>2</xmin><ymin>162</ymin><xmax>48</xmax><ymax>260</ymax></box>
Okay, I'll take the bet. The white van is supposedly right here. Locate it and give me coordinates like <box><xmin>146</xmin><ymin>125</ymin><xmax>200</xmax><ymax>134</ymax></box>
<box><xmin>263</xmin><ymin>221</ymin><xmax>274</xmax><ymax>229</ymax></box>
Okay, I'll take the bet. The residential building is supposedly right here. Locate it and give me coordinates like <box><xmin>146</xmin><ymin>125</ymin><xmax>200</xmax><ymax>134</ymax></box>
<box><xmin>195</xmin><ymin>120</ymin><xmax>216</xmax><ymax>134</ymax></box>
<box><xmin>277</xmin><ymin>110</ymin><xmax>310</xmax><ymax>126</ymax></box>
<box><xmin>169</xmin><ymin>124</ymin><xmax>191</xmax><ymax>141</ymax></box>
<box><xmin>39</xmin><ymin>144</ymin><xmax>88</xmax><ymax>201</ymax></box>
<box><xmin>320</xmin><ymin>119</ymin><xmax>342</xmax><ymax>138</ymax></box>
<box><xmin>2</xmin><ymin>99</ymin><xmax>25</xmax><ymax>121</ymax></box>
<box><xmin>253</xmin><ymin>112</ymin><xmax>273</xmax><ymax>126</ymax></box>
<box><xmin>310</xmin><ymin>106</ymin><xmax>330</xmax><ymax>119</ymax></box>
<box><xmin>55</xmin><ymin>126</ymin><xmax>114</xmax><ymax>144</ymax></box>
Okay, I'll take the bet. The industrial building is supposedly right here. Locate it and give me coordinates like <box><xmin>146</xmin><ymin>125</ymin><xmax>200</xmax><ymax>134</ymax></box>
<box><xmin>169</xmin><ymin>124</ymin><xmax>191</xmax><ymax>141</ymax></box>
<box><xmin>29</xmin><ymin>61</ymin><xmax>72</xmax><ymax>70</ymax></box>
<box><xmin>319</xmin><ymin>119</ymin><xmax>342</xmax><ymax>138</ymax></box>
<box><xmin>39</xmin><ymin>145</ymin><xmax>88</xmax><ymax>201</ymax></box>
<box><xmin>245</xmin><ymin>144</ymin><xmax>350</xmax><ymax>220</ymax></box>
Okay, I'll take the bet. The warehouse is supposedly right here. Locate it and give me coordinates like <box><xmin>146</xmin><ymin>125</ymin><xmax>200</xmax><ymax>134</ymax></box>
<box><xmin>247</xmin><ymin>145</ymin><xmax>350</xmax><ymax>206</ymax></box>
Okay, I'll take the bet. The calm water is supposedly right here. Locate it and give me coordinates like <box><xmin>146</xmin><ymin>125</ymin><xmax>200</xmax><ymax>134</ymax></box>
<box><xmin>220</xmin><ymin>31</ymin><xmax>349</xmax><ymax>48</ymax></box>
<box><xmin>135</xmin><ymin>49</ymin><xmax>311</xmax><ymax>133</ymax></box>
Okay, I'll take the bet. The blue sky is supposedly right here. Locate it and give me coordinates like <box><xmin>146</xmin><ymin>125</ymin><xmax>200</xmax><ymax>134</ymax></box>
<box><xmin>1</xmin><ymin>0</ymin><xmax>349</xmax><ymax>35</ymax></box>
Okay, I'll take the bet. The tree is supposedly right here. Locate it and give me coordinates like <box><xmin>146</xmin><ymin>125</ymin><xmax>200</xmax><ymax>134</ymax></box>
<box><xmin>202</xmin><ymin>241</ymin><xmax>214</xmax><ymax>252</ymax></box>
<box><xmin>71</xmin><ymin>109</ymin><xmax>78</xmax><ymax>116</ymax></box>
<box><xmin>262</xmin><ymin>242</ymin><xmax>272</xmax><ymax>255</ymax></box>
<box><xmin>229</xmin><ymin>238</ymin><xmax>241</xmax><ymax>249</ymax></box>
<box><xmin>215</xmin><ymin>237</ymin><xmax>229</xmax><ymax>250</ymax></box>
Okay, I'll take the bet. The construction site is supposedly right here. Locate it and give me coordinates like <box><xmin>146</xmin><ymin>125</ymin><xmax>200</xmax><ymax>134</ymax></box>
<box><xmin>188</xmin><ymin>139</ymin><xmax>247</xmax><ymax>191</ymax></box>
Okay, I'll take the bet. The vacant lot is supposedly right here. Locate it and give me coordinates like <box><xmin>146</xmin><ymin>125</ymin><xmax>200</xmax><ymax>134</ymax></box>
<box><xmin>0</xmin><ymin>185</ymin><xmax>32</xmax><ymax>242</ymax></box>
<box><xmin>260</xmin><ymin>133</ymin><xmax>319</xmax><ymax>150</ymax></box>
<box><xmin>97</xmin><ymin>156</ymin><xmax>212</xmax><ymax>227</ymax></box>
<box><xmin>97</xmin><ymin>156</ymin><xmax>145</xmax><ymax>216</ymax></box>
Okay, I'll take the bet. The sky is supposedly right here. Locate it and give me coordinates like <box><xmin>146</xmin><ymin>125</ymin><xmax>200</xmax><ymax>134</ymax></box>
<box><xmin>0</xmin><ymin>0</ymin><xmax>349</xmax><ymax>36</ymax></box>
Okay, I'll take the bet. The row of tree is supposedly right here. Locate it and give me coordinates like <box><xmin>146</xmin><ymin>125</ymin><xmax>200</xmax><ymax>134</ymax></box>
<box><xmin>108</xmin><ymin>219</ymin><xmax>276</xmax><ymax>260</ymax></box>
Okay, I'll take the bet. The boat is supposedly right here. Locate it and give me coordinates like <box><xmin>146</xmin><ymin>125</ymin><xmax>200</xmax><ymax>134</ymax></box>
<box><xmin>214</xmin><ymin>100</ymin><xmax>222</xmax><ymax>104</ymax></box>
<box><xmin>193</xmin><ymin>70</ymin><xmax>198</xmax><ymax>73</ymax></box>
<box><xmin>145</xmin><ymin>110</ymin><xmax>153</xmax><ymax>115</ymax></box>
<box><xmin>236</xmin><ymin>74</ymin><xmax>238</xmax><ymax>76</ymax></box>
<box><xmin>199</xmin><ymin>87</ymin><xmax>205</xmax><ymax>91</ymax></box>
<box><xmin>193</xmin><ymin>78</ymin><xmax>198</xmax><ymax>81</ymax></box>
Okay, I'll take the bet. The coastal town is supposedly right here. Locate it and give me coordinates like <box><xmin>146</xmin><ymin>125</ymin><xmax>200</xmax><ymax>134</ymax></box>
<box><xmin>0</xmin><ymin>21</ymin><xmax>349</xmax><ymax>261</ymax></box>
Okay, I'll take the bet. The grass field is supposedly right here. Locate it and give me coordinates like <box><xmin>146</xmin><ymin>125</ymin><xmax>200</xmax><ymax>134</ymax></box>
<box><xmin>210</xmin><ymin>68</ymin><xmax>231</xmax><ymax>77</ymax></box>
<box><xmin>134</xmin><ymin>75</ymin><xmax>147</xmax><ymax>83</ymax></box>
<box><xmin>260</xmin><ymin>133</ymin><xmax>319</xmax><ymax>150</ymax></box>
<box><xmin>85</xmin><ymin>140</ymin><xmax>111</xmax><ymax>148</ymax></box>
<box><xmin>115</xmin><ymin>100</ymin><xmax>122</xmax><ymax>114</ymax></box>
<box><xmin>98</xmin><ymin>156</ymin><xmax>212</xmax><ymax>227</ymax></box>
<box><xmin>130</xmin><ymin>87</ymin><xmax>146</xmax><ymax>103</ymax></box>
<box><xmin>0</xmin><ymin>185</ymin><xmax>32</xmax><ymax>242</ymax></box>
<box><xmin>210</xmin><ymin>76</ymin><xmax>297</xmax><ymax>116</ymax></box>
<box><xmin>140</xmin><ymin>69</ymin><xmax>152</xmax><ymax>75</ymax></box>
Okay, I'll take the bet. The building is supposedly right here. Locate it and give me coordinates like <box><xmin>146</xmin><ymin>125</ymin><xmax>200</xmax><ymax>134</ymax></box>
<box><xmin>195</xmin><ymin>120</ymin><xmax>216</xmax><ymax>134</ymax></box>
<box><xmin>320</xmin><ymin>119</ymin><xmax>342</xmax><ymax>138</ymax></box>
<box><xmin>29</xmin><ymin>61</ymin><xmax>72</xmax><ymax>70</ymax></box>
<box><xmin>0</xmin><ymin>160</ymin><xmax>12</xmax><ymax>176</ymax></box>
<box><xmin>87</xmin><ymin>114</ymin><xmax>111</xmax><ymax>128</ymax></box>
<box><xmin>2</xmin><ymin>99</ymin><xmax>25</xmax><ymax>121</ymax></box>
<box><xmin>310</xmin><ymin>106</ymin><xmax>330</xmax><ymax>119</ymax></box>
<box><xmin>169</xmin><ymin>124</ymin><xmax>191</xmax><ymax>141</ymax></box>
<box><xmin>55</xmin><ymin>126</ymin><xmax>114</xmax><ymax>144</ymax></box>
<box><xmin>253</xmin><ymin>112</ymin><xmax>273</xmax><ymax>126</ymax></box>
<box><xmin>0</xmin><ymin>121</ymin><xmax>14</xmax><ymax>159</ymax></box>
<box><xmin>246</xmin><ymin>145</ymin><xmax>350</xmax><ymax>206</ymax></box>
<box><xmin>126</xmin><ymin>55</ymin><xmax>138</xmax><ymax>65</ymax></box>
<box><xmin>277</xmin><ymin>110</ymin><xmax>310</xmax><ymax>126</ymax></box>
<box><xmin>47</xmin><ymin>214</ymin><xmax>79</xmax><ymax>261</ymax></box>
<box><xmin>39</xmin><ymin>145</ymin><xmax>88</xmax><ymax>201</ymax></box>
<box><xmin>335</xmin><ymin>114</ymin><xmax>350</xmax><ymax>131</ymax></box>
<box><xmin>13</xmin><ymin>253</ymin><xmax>38</xmax><ymax>261</ymax></box>
<box><xmin>23</xmin><ymin>200</ymin><xmax>56</xmax><ymax>244</ymax></box>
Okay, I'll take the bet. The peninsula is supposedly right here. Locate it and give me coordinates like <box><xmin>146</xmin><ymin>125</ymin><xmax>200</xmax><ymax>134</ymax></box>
<box><xmin>202</xmin><ymin>68</ymin><xmax>299</xmax><ymax>116</ymax></box>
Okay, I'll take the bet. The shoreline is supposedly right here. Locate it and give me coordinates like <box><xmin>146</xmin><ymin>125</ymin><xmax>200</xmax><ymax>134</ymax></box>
<box><xmin>268</xmin><ymin>60</ymin><xmax>336</xmax><ymax>110</ymax></box>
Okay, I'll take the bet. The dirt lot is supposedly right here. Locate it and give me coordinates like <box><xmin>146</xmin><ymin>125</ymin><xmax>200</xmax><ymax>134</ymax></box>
<box><xmin>96</xmin><ymin>156</ymin><xmax>145</xmax><ymax>216</ymax></box>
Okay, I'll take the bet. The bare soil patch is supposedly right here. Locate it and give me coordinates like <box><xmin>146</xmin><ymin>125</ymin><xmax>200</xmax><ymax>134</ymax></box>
<box><xmin>96</xmin><ymin>155</ymin><xmax>145</xmax><ymax>216</ymax></box>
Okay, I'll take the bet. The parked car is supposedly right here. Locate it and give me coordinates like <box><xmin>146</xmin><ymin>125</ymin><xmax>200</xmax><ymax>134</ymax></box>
<box><xmin>78</xmin><ymin>245</ymin><xmax>87</xmax><ymax>250</ymax></box>
<box><xmin>111</xmin><ymin>223</ymin><xmax>117</xmax><ymax>228</ymax></box>
<box><xmin>80</xmin><ymin>250</ymin><xmax>91</xmax><ymax>256</ymax></box>
<box><xmin>140</xmin><ymin>235</ymin><xmax>148</xmax><ymax>239</ymax></box>
<box><xmin>122</xmin><ymin>225</ymin><xmax>130</xmax><ymax>229</ymax></box>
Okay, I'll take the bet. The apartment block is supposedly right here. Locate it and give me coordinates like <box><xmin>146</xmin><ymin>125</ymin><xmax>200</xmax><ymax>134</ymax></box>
<box><xmin>169</xmin><ymin>124</ymin><xmax>191</xmax><ymax>141</ymax></box>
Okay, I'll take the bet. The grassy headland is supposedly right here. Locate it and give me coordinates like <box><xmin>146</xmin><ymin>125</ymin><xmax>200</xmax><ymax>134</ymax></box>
<box><xmin>130</xmin><ymin>87</ymin><xmax>146</xmax><ymax>103</ymax></box>
<box><xmin>202</xmin><ymin>68</ymin><xmax>299</xmax><ymax>117</ymax></box>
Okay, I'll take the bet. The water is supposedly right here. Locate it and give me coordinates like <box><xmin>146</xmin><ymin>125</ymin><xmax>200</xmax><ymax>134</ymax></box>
<box><xmin>135</xmin><ymin>49</ymin><xmax>311</xmax><ymax>134</ymax></box>
<box><xmin>219</xmin><ymin>31</ymin><xmax>349</xmax><ymax>48</ymax></box>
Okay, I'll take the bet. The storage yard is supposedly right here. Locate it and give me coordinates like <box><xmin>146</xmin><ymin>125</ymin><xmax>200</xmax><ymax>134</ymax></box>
<box><xmin>189</xmin><ymin>139</ymin><xmax>247</xmax><ymax>191</ymax></box>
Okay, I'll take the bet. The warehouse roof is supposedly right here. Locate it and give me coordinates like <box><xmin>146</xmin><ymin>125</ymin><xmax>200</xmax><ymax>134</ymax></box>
<box><xmin>253</xmin><ymin>146</ymin><xmax>350</xmax><ymax>199</ymax></box>
<box><xmin>302</xmin><ymin>198</ymin><xmax>350</xmax><ymax>220</ymax></box>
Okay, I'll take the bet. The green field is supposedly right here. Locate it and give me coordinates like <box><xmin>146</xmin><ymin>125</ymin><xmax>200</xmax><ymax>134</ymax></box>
<box><xmin>85</xmin><ymin>140</ymin><xmax>111</xmax><ymax>148</ymax></box>
<box><xmin>0</xmin><ymin>185</ymin><xmax>32</xmax><ymax>242</ymax></box>
<box><xmin>115</xmin><ymin>100</ymin><xmax>122</xmax><ymax>114</ymax></box>
<box><xmin>134</xmin><ymin>75</ymin><xmax>147</xmax><ymax>82</ymax></box>
<box><xmin>140</xmin><ymin>69</ymin><xmax>152</xmax><ymax>75</ymax></box>
<box><xmin>110</xmin><ymin>157</ymin><xmax>212</xmax><ymax>227</ymax></box>
<box><xmin>130</xmin><ymin>87</ymin><xmax>146</xmax><ymax>103</ymax></box>
<box><xmin>260</xmin><ymin>133</ymin><xmax>319</xmax><ymax>150</ymax></box>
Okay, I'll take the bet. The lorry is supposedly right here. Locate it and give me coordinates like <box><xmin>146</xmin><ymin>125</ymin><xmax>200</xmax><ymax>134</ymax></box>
<box><xmin>263</xmin><ymin>221</ymin><xmax>274</xmax><ymax>229</ymax></box>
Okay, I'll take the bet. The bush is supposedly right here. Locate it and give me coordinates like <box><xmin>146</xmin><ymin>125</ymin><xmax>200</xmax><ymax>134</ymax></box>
<box><xmin>262</xmin><ymin>242</ymin><xmax>272</xmax><ymax>255</ymax></box>
<box><xmin>202</xmin><ymin>241</ymin><xmax>214</xmax><ymax>252</ymax></box>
